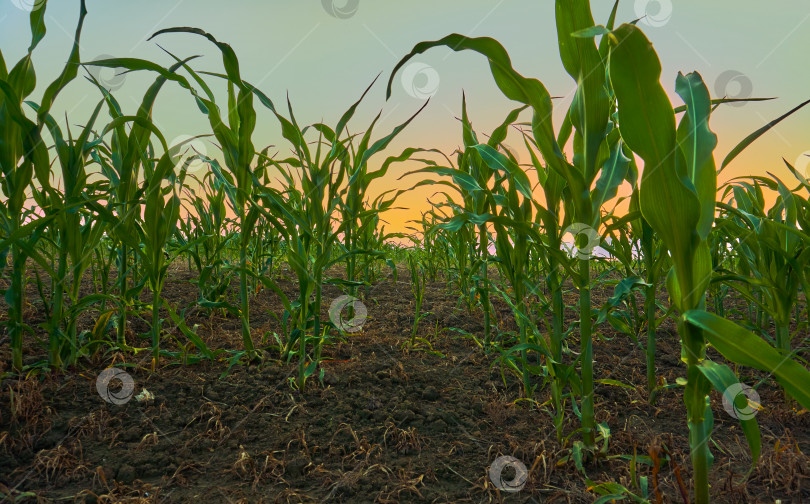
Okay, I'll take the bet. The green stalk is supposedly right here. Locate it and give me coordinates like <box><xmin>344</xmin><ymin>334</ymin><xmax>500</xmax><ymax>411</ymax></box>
<box><xmin>645</xmin><ymin>280</ymin><xmax>657</xmax><ymax>402</ymax></box>
<box><xmin>67</xmin><ymin>263</ymin><xmax>82</xmax><ymax>359</ymax></box>
<box><xmin>408</xmin><ymin>253</ymin><xmax>424</xmax><ymax>346</ymax></box>
<box><xmin>549</xmin><ymin>262</ymin><xmax>565</xmax><ymax>440</ymax></box>
<box><xmin>313</xmin><ymin>269</ymin><xmax>324</xmax><ymax>366</ymax></box>
<box><xmin>643</xmin><ymin>228</ymin><xmax>658</xmax><ymax>402</ymax></box>
<box><xmin>48</xmin><ymin>253</ymin><xmax>67</xmax><ymax>368</ymax></box>
<box><xmin>579</xmin><ymin>257</ymin><xmax>595</xmax><ymax>448</ymax></box>
<box><xmin>346</xmin><ymin>225</ymin><xmax>357</xmax><ymax>320</ymax></box>
<box><xmin>239</xmin><ymin>235</ymin><xmax>255</xmax><ymax>358</ymax></box>
<box><xmin>297</xmin><ymin>278</ymin><xmax>309</xmax><ymax>390</ymax></box>
<box><xmin>680</xmin><ymin>318</ymin><xmax>710</xmax><ymax>504</ymax></box>
<box><xmin>775</xmin><ymin>322</ymin><xmax>793</xmax><ymax>402</ymax></box>
<box><xmin>519</xmin><ymin>320</ymin><xmax>530</xmax><ymax>396</ymax></box>
<box><xmin>549</xmin><ymin>264</ymin><xmax>564</xmax><ymax>362</ymax></box>
<box><xmin>775</xmin><ymin>322</ymin><xmax>790</xmax><ymax>356</ymax></box>
<box><xmin>9</xmin><ymin>244</ymin><xmax>24</xmax><ymax>371</ymax></box>
<box><xmin>151</xmin><ymin>285</ymin><xmax>161</xmax><ymax>367</ymax></box>
<box><xmin>117</xmin><ymin>244</ymin><xmax>128</xmax><ymax>346</ymax></box>
<box><xmin>480</xmin><ymin>227</ymin><xmax>491</xmax><ymax>346</ymax></box>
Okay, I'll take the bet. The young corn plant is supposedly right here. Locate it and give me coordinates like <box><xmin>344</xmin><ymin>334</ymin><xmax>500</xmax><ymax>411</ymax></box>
<box><xmin>178</xmin><ymin>172</ymin><xmax>234</xmax><ymax>310</ymax></box>
<box><xmin>715</xmin><ymin>175</ymin><xmax>808</xmax><ymax>401</ymax></box>
<box><xmin>387</xmin><ymin>0</ymin><xmax>632</xmax><ymax>449</ymax></box>
<box><xmin>607</xmin><ymin>23</ymin><xmax>810</xmax><ymax>503</ymax></box>
<box><xmin>0</xmin><ymin>0</ymin><xmax>87</xmax><ymax>371</ymax></box>
<box><xmin>601</xmin><ymin>189</ymin><xmax>669</xmax><ymax>402</ymax></box>
<box><xmin>630</xmin><ymin>189</ymin><xmax>670</xmax><ymax>402</ymax></box>
<box><xmin>406</xmin><ymin>248</ymin><xmax>428</xmax><ymax>346</ymax></box>
<box><xmin>336</xmin><ymin>90</ymin><xmax>426</xmax><ymax>302</ymax></box>
<box><xmin>252</xmin><ymin>84</ymin><xmax>424</xmax><ymax>390</ymax></box>
<box><xmin>353</xmin><ymin>193</ymin><xmax>405</xmax><ymax>298</ymax></box>
<box><xmin>85</xmin><ymin>56</ymin><xmax>198</xmax><ymax>354</ymax></box>
<box><xmin>142</xmin><ymin>27</ymin><xmax>266</xmax><ymax>361</ymax></box>
<box><xmin>398</xmin><ymin>99</ymin><xmax>549</xmax><ymax>397</ymax></box>
<box><xmin>31</xmin><ymin>101</ymin><xmax>112</xmax><ymax>368</ymax></box>
<box><xmin>139</xmin><ymin>140</ymin><xmax>184</xmax><ymax>369</ymax></box>
<box><xmin>521</xmin><ymin>114</ymin><xmax>573</xmax><ymax>441</ymax></box>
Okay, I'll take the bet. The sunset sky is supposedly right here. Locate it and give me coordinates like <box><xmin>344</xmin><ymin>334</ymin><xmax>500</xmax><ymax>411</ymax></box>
<box><xmin>2</xmin><ymin>1</ymin><xmax>809</xmax><ymax>232</ymax></box>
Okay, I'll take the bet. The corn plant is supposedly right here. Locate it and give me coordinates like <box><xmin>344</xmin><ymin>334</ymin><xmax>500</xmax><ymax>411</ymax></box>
<box><xmin>133</xmin><ymin>28</ymin><xmax>266</xmax><ymax>361</ymax></box>
<box><xmin>84</xmin><ymin>57</ymin><xmax>195</xmax><ymax>355</ymax></box>
<box><xmin>0</xmin><ymin>0</ymin><xmax>88</xmax><ymax>371</ymax></box>
<box><xmin>140</xmin><ymin>140</ymin><xmax>183</xmax><ymax>368</ymax></box>
<box><xmin>405</xmin><ymin>212</ymin><xmax>446</xmax><ymax>283</ymax></box>
<box><xmin>30</xmin><ymin>100</ymin><xmax>111</xmax><ymax>368</ymax></box>
<box><xmin>387</xmin><ymin>0</ymin><xmax>634</xmax><ymax>449</ymax></box>
<box><xmin>398</xmin><ymin>99</ymin><xmax>551</xmax><ymax>397</ymax></box>
<box><xmin>336</xmin><ymin>90</ymin><xmax>425</xmax><ymax>302</ymax></box>
<box><xmin>601</xmin><ymin>190</ymin><xmax>670</xmax><ymax>402</ymax></box>
<box><xmin>251</xmin><ymin>83</ymin><xmax>424</xmax><ymax>389</ymax></box>
<box><xmin>177</xmin><ymin>172</ymin><xmax>234</xmax><ymax>309</ymax></box>
<box><xmin>520</xmin><ymin>114</ymin><xmax>573</xmax><ymax>440</ymax></box>
<box><xmin>455</xmin><ymin>95</ymin><xmax>507</xmax><ymax>346</ymax></box>
<box><xmin>715</xmin><ymin>175</ymin><xmax>809</xmax><ymax>399</ymax></box>
<box><xmin>352</xmin><ymin>194</ymin><xmax>404</xmax><ymax>297</ymax></box>
<box><xmin>607</xmin><ymin>22</ymin><xmax>810</xmax><ymax>503</ymax></box>
<box><xmin>406</xmin><ymin>248</ymin><xmax>427</xmax><ymax>346</ymax></box>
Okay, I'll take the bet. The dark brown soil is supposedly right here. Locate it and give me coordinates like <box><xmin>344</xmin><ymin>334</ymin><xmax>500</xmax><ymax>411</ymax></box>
<box><xmin>1</xmin><ymin>264</ymin><xmax>808</xmax><ymax>503</ymax></box>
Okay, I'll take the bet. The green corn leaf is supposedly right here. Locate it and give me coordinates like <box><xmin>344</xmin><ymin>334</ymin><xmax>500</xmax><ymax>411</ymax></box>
<box><xmin>608</xmin><ymin>24</ymin><xmax>702</xmax><ymax>308</ymax></box>
<box><xmin>386</xmin><ymin>33</ymin><xmax>569</xmax><ymax>188</ymax></box>
<box><xmin>37</xmin><ymin>0</ymin><xmax>87</xmax><ymax>126</ymax></box>
<box><xmin>487</xmin><ymin>105</ymin><xmax>528</xmax><ymax>148</ymax></box>
<box><xmin>27</xmin><ymin>1</ymin><xmax>48</xmax><ymax>53</ymax></box>
<box><xmin>684</xmin><ymin>309</ymin><xmax>810</xmax><ymax>409</ymax></box>
<box><xmin>591</xmin><ymin>128</ymin><xmax>631</xmax><ymax>215</ymax></box>
<box><xmin>674</xmin><ymin>71</ymin><xmax>718</xmax><ymax>240</ymax></box>
<box><xmin>555</xmin><ymin>0</ymin><xmax>610</xmax><ymax>187</ymax></box>
<box><xmin>359</xmin><ymin>101</ymin><xmax>429</xmax><ymax>169</ymax></box>
<box><xmin>721</xmin><ymin>98</ymin><xmax>810</xmax><ymax>173</ymax></box>
<box><xmin>696</xmin><ymin>359</ymin><xmax>761</xmax><ymax>476</ymax></box>
<box><xmin>166</xmin><ymin>303</ymin><xmax>214</xmax><ymax>360</ymax></box>
<box><xmin>472</xmin><ymin>144</ymin><xmax>533</xmax><ymax>199</ymax></box>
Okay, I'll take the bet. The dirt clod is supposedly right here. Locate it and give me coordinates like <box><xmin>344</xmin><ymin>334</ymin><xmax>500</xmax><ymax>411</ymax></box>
<box><xmin>422</xmin><ymin>385</ymin><xmax>440</xmax><ymax>401</ymax></box>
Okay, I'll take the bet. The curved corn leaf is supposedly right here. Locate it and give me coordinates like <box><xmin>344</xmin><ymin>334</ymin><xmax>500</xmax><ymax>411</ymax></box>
<box><xmin>685</xmin><ymin>309</ymin><xmax>810</xmax><ymax>409</ymax></box>
<box><xmin>674</xmin><ymin>71</ymin><xmax>717</xmax><ymax>240</ymax></box>
<box><xmin>697</xmin><ymin>360</ymin><xmax>761</xmax><ymax>478</ymax></box>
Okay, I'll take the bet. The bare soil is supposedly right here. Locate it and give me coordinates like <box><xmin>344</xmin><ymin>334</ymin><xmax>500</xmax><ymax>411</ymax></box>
<box><xmin>1</xmin><ymin>264</ymin><xmax>808</xmax><ymax>503</ymax></box>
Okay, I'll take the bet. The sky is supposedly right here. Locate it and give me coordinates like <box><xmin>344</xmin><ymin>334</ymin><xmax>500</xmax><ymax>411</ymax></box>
<box><xmin>2</xmin><ymin>0</ymin><xmax>810</xmax><ymax>233</ymax></box>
